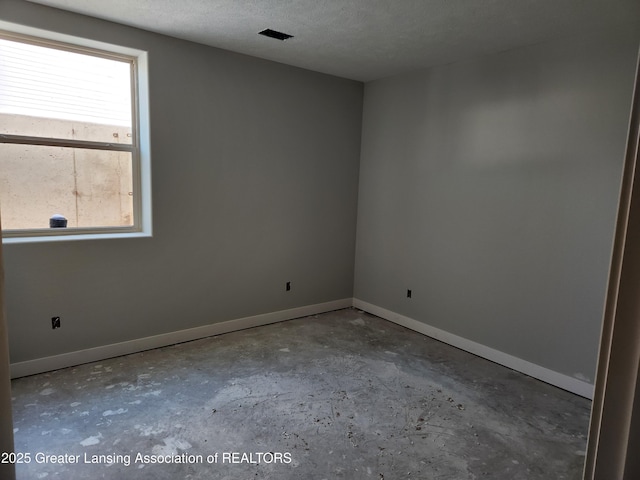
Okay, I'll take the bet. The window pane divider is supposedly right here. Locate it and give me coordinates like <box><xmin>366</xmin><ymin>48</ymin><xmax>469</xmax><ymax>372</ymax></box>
<box><xmin>0</xmin><ymin>134</ymin><xmax>134</xmax><ymax>152</ymax></box>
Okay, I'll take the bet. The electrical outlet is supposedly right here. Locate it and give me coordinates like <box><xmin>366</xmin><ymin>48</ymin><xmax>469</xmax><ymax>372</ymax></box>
<box><xmin>51</xmin><ymin>316</ymin><xmax>61</xmax><ymax>329</ymax></box>
<box><xmin>407</xmin><ymin>289</ymin><xmax>412</xmax><ymax>299</ymax></box>
<box><xmin>286</xmin><ymin>281</ymin><xmax>291</xmax><ymax>292</ymax></box>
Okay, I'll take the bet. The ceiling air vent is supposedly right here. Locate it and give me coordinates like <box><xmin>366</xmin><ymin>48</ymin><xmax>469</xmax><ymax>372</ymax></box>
<box><xmin>259</xmin><ymin>29</ymin><xmax>293</xmax><ymax>41</ymax></box>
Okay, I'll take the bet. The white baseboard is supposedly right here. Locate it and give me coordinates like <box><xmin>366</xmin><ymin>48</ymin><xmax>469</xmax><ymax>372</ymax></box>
<box><xmin>10</xmin><ymin>298</ymin><xmax>353</xmax><ymax>379</ymax></box>
<box><xmin>12</xmin><ymin>297</ymin><xmax>595</xmax><ymax>399</ymax></box>
<box><xmin>352</xmin><ymin>298</ymin><xmax>594</xmax><ymax>399</ymax></box>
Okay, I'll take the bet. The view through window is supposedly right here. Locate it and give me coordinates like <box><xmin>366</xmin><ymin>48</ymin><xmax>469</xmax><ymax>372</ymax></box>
<box><xmin>0</xmin><ymin>34</ymin><xmax>138</xmax><ymax>234</ymax></box>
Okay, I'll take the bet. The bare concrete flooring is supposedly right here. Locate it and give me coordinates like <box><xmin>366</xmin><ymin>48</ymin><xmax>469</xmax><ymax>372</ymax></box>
<box><xmin>10</xmin><ymin>308</ymin><xmax>591</xmax><ymax>479</ymax></box>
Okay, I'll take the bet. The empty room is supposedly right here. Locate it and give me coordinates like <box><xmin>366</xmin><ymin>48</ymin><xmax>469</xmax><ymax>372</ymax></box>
<box><xmin>1</xmin><ymin>0</ymin><xmax>640</xmax><ymax>479</ymax></box>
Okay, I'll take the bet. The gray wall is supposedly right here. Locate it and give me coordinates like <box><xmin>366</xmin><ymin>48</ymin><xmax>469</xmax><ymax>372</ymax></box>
<box><xmin>0</xmin><ymin>0</ymin><xmax>363</xmax><ymax>363</ymax></box>
<box><xmin>354</xmin><ymin>29</ymin><xmax>640</xmax><ymax>382</ymax></box>
<box><xmin>2</xmin><ymin>0</ymin><xmax>638</xmax><ymax>387</ymax></box>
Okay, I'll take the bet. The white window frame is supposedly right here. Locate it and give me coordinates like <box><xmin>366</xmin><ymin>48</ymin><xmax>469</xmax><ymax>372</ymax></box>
<box><xmin>0</xmin><ymin>22</ymin><xmax>152</xmax><ymax>244</ymax></box>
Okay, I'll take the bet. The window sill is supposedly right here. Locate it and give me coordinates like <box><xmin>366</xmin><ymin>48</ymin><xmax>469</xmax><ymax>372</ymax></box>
<box><xmin>2</xmin><ymin>230</ymin><xmax>152</xmax><ymax>244</ymax></box>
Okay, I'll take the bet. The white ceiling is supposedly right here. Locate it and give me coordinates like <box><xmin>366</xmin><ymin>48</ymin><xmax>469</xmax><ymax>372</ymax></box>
<box><xmin>27</xmin><ymin>0</ymin><xmax>640</xmax><ymax>82</ymax></box>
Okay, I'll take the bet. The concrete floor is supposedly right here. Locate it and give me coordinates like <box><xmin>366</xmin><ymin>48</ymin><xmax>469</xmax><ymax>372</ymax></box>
<box><xmin>10</xmin><ymin>308</ymin><xmax>591</xmax><ymax>479</ymax></box>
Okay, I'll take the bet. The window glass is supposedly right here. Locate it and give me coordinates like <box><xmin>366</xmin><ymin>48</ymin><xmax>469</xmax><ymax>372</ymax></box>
<box><xmin>0</xmin><ymin>33</ymin><xmax>141</xmax><ymax>236</ymax></box>
<box><xmin>0</xmin><ymin>144</ymin><xmax>133</xmax><ymax>230</ymax></box>
<box><xmin>0</xmin><ymin>38</ymin><xmax>133</xmax><ymax>144</ymax></box>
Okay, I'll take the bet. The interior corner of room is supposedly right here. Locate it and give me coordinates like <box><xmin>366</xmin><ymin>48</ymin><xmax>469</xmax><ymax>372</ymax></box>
<box><xmin>0</xmin><ymin>0</ymin><xmax>640</xmax><ymax>478</ymax></box>
<box><xmin>0</xmin><ymin>0</ymin><xmax>636</xmax><ymax>427</ymax></box>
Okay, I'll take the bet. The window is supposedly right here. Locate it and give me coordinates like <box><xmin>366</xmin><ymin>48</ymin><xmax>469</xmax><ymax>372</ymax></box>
<box><xmin>0</xmin><ymin>27</ymin><xmax>151</xmax><ymax>242</ymax></box>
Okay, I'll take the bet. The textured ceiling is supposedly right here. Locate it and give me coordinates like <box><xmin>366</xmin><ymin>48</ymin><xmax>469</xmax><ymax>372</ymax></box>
<box><xmin>26</xmin><ymin>0</ymin><xmax>640</xmax><ymax>82</ymax></box>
